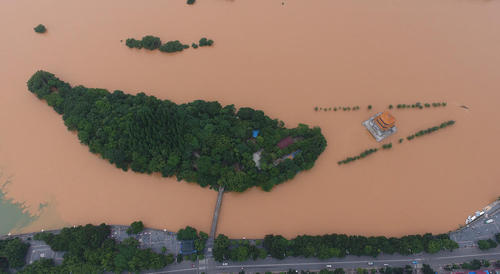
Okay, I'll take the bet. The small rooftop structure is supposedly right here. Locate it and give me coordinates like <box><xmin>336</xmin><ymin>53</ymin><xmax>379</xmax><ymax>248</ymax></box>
<box><xmin>252</xmin><ymin>149</ymin><xmax>263</xmax><ymax>169</ymax></box>
<box><xmin>362</xmin><ymin>111</ymin><xmax>397</xmax><ymax>142</ymax></box>
<box><xmin>277</xmin><ymin>136</ymin><xmax>294</xmax><ymax>149</ymax></box>
<box><xmin>374</xmin><ymin>111</ymin><xmax>396</xmax><ymax>131</ymax></box>
<box><xmin>180</xmin><ymin>240</ymin><xmax>196</xmax><ymax>254</ymax></box>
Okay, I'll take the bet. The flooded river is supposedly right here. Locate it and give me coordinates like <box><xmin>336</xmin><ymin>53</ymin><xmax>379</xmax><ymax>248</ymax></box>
<box><xmin>1</xmin><ymin>0</ymin><xmax>500</xmax><ymax>238</ymax></box>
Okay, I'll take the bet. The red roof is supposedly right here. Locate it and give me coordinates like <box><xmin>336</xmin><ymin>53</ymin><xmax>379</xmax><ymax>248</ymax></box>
<box><xmin>277</xmin><ymin>136</ymin><xmax>294</xmax><ymax>149</ymax></box>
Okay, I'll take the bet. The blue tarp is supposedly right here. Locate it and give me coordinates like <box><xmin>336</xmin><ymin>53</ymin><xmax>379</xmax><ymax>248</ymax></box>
<box><xmin>252</xmin><ymin>130</ymin><xmax>260</xmax><ymax>138</ymax></box>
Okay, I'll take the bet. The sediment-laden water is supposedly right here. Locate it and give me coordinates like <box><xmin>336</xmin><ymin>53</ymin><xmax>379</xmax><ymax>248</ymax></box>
<box><xmin>1</xmin><ymin>0</ymin><xmax>500</xmax><ymax>238</ymax></box>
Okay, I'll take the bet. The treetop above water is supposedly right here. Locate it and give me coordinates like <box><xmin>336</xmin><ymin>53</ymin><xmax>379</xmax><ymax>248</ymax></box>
<box><xmin>27</xmin><ymin>71</ymin><xmax>327</xmax><ymax>192</ymax></box>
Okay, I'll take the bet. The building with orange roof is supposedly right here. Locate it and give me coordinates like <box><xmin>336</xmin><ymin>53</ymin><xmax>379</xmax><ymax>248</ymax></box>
<box><xmin>362</xmin><ymin>111</ymin><xmax>397</xmax><ymax>142</ymax></box>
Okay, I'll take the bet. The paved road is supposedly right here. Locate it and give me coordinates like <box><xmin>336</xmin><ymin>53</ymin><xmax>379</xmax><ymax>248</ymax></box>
<box><xmin>143</xmin><ymin>247</ymin><xmax>500</xmax><ymax>274</ymax></box>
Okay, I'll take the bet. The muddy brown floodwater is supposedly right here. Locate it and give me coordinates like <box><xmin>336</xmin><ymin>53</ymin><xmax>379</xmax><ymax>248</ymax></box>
<box><xmin>1</xmin><ymin>0</ymin><xmax>500</xmax><ymax>238</ymax></box>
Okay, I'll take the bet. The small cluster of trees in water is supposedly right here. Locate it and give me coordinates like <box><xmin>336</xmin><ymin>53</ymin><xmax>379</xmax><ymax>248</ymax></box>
<box><xmin>27</xmin><ymin>71</ymin><xmax>327</xmax><ymax>192</ymax></box>
<box><xmin>33</xmin><ymin>24</ymin><xmax>46</xmax><ymax>33</ymax></box>
<box><xmin>406</xmin><ymin>120</ymin><xmax>455</xmax><ymax>141</ymax></box>
<box><xmin>213</xmin><ymin>233</ymin><xmax>458</xmax><ymax>263</ymax></box>
<box><xmin>390</xmin><ymin>102</ymin><xmax>447</xmax><ymax>110</ymax></box>
<box><xmin>314</xmin><ymin>106</ymin><xmax>362</xmax><ymax>112</ymax></box>
<box><xmin>125</xmin><ymin>35</ymin><xmax>213</xmax><ymax>53</ymax></box>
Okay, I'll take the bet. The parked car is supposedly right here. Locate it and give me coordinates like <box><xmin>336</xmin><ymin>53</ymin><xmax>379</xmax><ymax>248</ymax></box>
<box><xmin>222</xmin><ymin>262</ymin><xmax>228</xmax><ymax>266</ymax></box>
<box><xmin>368</xmin><ymin>262</ymin><xmax>374</xmax><ymax>266</ymax></box>
<box><xmin>326</xmin><ymin>265</ymin><xmax>332</xmax><ymax>268</ymax></box>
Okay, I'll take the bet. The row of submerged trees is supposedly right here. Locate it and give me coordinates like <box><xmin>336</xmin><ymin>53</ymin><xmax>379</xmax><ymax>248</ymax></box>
<box><xmin>213</xmin><ymin>233</ymin><xmax>458</xmax><ymax>262</ymax></box>
<box><xmin>314</xmin><ymin>106</ymin><xmax>362</xmax><ymax>112</ymax></box>
<box><xmin>27</xmin><ymin>71</ymin><xmax>327</xmax><ymax>192</ymax></box>
<box><xmin>125</xmin><ymin>35</ymin><xmax>213</xmax><ymax>53</ymax></box>
<box><xmin>314</xmin><ymin>102</ymin><xmax>447</xmax><ymax>112</ymax></box>
<box><xmin>406</xmin><ymin>120</ymin><xmax>455</xmax><ymax>141</ymax></box>
<box><xmin>392</xmin><ymin>102</ymin><xmax>447</xmax><ymax>110</ymax></box>
<box><xmin>337</xmin><ymin>148</ymin><xmax>378</xmax><ymax>165</ymax></box>
<box><xmin>338</xmin><ymin>120</ymin><xmax>455</xmax><ymax>165</ymax></box>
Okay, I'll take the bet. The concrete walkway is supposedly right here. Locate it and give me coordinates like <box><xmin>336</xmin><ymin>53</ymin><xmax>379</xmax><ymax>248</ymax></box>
<box><xmin>209</xmin><ymin>186</ymin><xmax>225</xmax><ymax>240</ymax></box>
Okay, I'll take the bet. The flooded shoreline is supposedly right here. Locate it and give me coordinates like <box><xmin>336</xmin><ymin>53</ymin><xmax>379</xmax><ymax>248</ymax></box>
<box><xmin>1</xmin><ymin>0</ymin><xmax>500</xmax><ymax>238</ymax></box>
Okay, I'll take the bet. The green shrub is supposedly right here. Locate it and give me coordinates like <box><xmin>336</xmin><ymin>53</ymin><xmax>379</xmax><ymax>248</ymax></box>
<box><xmin>461</xmin><ymin>259</ymin><xmax>482</xmax><ymax>270</ymax></box>
<box><xmin>127</xmin><ymin>221</ymin><xmax>144</xmax><ymax>234</ymax></box>
<box><xmin>478</xmin><ymin>239</ymin><xmax>497</xmax><ymax>250</ymax></box>
<box><xmin>199</xmin><ymin>37</ymin><xmax>214</xmax><ymax>46</ymax></box>
<box><xmin>141</xmin><ymin>35</ymin><xmax>162</xmax><ymax>50</ymax></box>
<box><xmin>367</xmin><ymin>105</ymin><xmax>372</xmax><ymax>110</ymax></box>
<box><xmin>126</xmin><ymin>38</ymin><xmax>142</xmax><ymax>49</ymax></box>
<box><xmin>398</xmin><ymin>138</ymin><xmax>403</xmax><ymax>143</ymax></box>
<box><xmin>187</xmin><ymin>0</ymin><xmax>196</xmax><ymax>4</ymax></box>
<box><xmin>34</xmin><ymin>24</ymin><xmax>47</xmax><ymax>33</ymax></box>
<box><xmin>189</xmin><ymin>254</ymin><xmax>197</xmax><ymax>261</ymax></box>
<box><xmin>159</xmin><ymin>40</ymin><xmax>188</xmax><ymax>53</ymax></box>
<box><xmin>422</xmin><ymin>264</ymin><xmax>434</xmax><ymax>274</ymax></box>
<box><xmin>192</xmin><ymin>43</ymin><xmax>199</xmax><ymax>49</ymax></box>
<box><xmin>0</xmin><ymin>238</ymin><xmax>30</xmax><ymax>268</ymax></box>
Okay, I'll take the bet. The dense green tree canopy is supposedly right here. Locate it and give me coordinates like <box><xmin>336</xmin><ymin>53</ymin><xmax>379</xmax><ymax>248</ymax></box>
<box><xmin>0</xmin><ymin>238</ymin><xmax>29</xmax><ymax>269</ymax></box>
<box><xmin>27</xmin><ymin>71</ymin><xmax>327</xmax><ymax>192</ymax></box>
<box><xmin>127</xmin><ymin>220</ymin><xmax>145</xmax><ymax>234</ymax></box>
<box><xmin>34</xmin><ymin>24</ymin><xmax>46</xmax><ymax>33</ymax></box>
<box><xmin>214</xmin><ymin>232</ymin><xmax>458</xmax><ymax>263</ymax></box>
<box><xmin>126</xmin><ymin>35</ymin><xmax>190</xmax><ymax>53</ymax></box>
<box><xmin>30</xmin><ymin>224</ymin><xmax>174</xmax><ymax>273</ymax></box>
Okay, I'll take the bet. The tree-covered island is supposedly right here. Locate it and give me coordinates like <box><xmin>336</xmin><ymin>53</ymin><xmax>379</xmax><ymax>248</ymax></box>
<box><xmin>27</xmin><ymin>71</ymin><xmax>327</xmax><ymax>192</ymax></box>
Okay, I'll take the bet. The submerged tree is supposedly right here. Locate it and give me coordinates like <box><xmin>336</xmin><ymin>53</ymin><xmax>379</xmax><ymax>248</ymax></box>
<box><xmin>34</xmin><ymin>24</ymin><xmax>46</xmax><ymax>33</ymax></box>
<box><xmin>27</xmin><ymin>71</ymin><xmax>327</xmax><ymax>192</ymax></box>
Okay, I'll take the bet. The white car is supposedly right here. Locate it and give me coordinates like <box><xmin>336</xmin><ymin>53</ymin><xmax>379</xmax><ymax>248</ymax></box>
<box><xmin>222</xmin><ymin>262</ymin><xmax>228</xmax><ymax>266</ymax></box>
<box><xmin>326</xmin><ymin>265</ymin><xmax>332</xmax><ymax>268</ymax></box>
<box><xmin>383</xmin><ymin>263</ymin><xmax>389</xmax><ymax>266</ymax></box>
<box><xmin>368</xmin><ymin>262</ymin><xmax>374</xmax><ymax>266</ymax></box>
